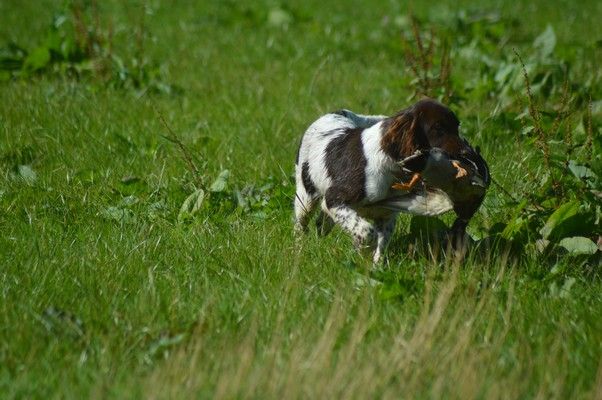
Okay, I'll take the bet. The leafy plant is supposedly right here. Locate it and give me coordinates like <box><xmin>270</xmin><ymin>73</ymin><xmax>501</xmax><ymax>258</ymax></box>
<box><xmin>396</xmin><ymin>17</ymin><xmax>600</xmax><ymax>261</ymax></box>
<box><xmin>495</xmin><ymin>48</ymin><xmax>601</xmax><ymax>259</ymax></box>
<box><xmin>177</xmin><ymin>171</ymin><xmax>293</xmax><ymax>224</ymax></box>
<box><xmin>400</xmin><ymin>16</ymin><xmax>453</xmax><ymax>103</ymax></box>
<box><xmin>0</xmin><ymin>1</ymin><xmax>178</xmax><ymax>94</ymax></box>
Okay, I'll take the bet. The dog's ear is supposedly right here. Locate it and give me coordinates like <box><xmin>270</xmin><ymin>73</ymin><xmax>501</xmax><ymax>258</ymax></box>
<box><xmin>381</xmin><ymin>110</ymin><xmax>429</xmax><ymax>160</ymax></box>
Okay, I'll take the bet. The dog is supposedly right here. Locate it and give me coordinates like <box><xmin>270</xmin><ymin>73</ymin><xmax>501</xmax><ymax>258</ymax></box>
<box><xmin>294</xmin><ymin>98</ymin><xmax>482</xmax><ymax>263</ymax></box>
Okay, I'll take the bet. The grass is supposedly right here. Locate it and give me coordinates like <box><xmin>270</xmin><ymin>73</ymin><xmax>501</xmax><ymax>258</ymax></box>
<box><xmin>1</xmin><ymin>0</ymin><xmax>601</xmax><ymax>398</ymax></box>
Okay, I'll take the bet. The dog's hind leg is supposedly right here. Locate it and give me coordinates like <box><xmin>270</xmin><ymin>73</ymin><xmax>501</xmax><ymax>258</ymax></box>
<box><xmin>294</xmin><ymin>161</ymin><xmax>320</xmax><ymax>234</ymax></box>
<box><xmin>294</xmin><ymin>192</ymin><xmax>318</xmax><ymax>234</ymax></box>
<box><xmin>321</xmin><ymin>200</ymin><xmax>376</xmax><ymax>249</ymax></box>
<box><xmin>295</xmin><ymin>197</ymin><xmax>318</xmax><ymax>233</ymax></box>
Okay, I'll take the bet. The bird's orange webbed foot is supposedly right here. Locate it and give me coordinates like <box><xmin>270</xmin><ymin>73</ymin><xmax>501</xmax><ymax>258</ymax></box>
<box><xmin>452</xmin><ymin>161</ymin><xmax>468</xmax><ymax>179</ymax></box>
<box><xmin>392</xmin><ymin>173</ymin><xmax>421</xmax><ymax>191</ymax></box>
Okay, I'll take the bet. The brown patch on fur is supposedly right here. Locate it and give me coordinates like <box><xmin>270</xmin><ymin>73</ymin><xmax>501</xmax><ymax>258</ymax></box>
<box><xmin>380</xmin><ymin>111</ymin><xmax>429</xmax><ymax>160</ymax></box>
<box><xmin>324</xmin><ymin>127</ymin><xmax>367</xmax><ymax>207</ymax></box>
<box><xmin>381</xmin><ymin>98</ymin><xmax>469</xmax><ymax>161</ymax></box>
<box><xmin>437</xmin><ymin>135</ymin><xmax>464</xmax><ymax>154</ymax></box>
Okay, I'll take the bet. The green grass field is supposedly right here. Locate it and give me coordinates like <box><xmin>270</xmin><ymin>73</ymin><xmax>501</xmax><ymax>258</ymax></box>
<box><xmin>1</xmin><ymin>1</ymin><xmax>601</xmax><ymax>398</ymax></box>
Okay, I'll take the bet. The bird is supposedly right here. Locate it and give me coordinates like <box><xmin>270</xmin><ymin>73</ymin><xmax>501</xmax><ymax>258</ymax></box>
<box><xmin>376</xmin><ymin>144</ymin><xmax>490</xmax><ymax>245</ymax></box>
<box><xmin>395</xmin><ymin>147</ymin><xmax>489</xmax><ymax>193</ymax></box>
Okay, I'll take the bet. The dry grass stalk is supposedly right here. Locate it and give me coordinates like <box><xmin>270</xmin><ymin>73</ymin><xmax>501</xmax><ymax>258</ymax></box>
<box><xmin>512</xmin><ymin>49</ymin><xmax>568</xmax><ymax>197</ymax></box>
<box><xmin>586</xmin><ymin>96</ymin><xmax>594</xmax><ymax>163</ymax></box>
<box><xmin>551</xmin><ymin>77</ymin><xmax>571</xmax><ymax>138</ymax></box>
<box><xmin>70</xmin><ymin>0</ymin><xmax>115</xmax><ymax>78</ymax></box>
<box><xmin>564</xmin><ymin>117</ymin><xmax>575</xmax><ymax>161</ymax></box>
<box><xmin>152</xmin><ymin>104</ymin><xmax>203</xmax><ymax>188</ymax></box>
<box><xmin>138</xmin><ymin>264</ymin><xmax>536</xmax><ymax>399</ymax></box>
<box><xmin>71</xmin><ymin>3</ymin><xmax>91</xmax><ymax>57</ymax></box>
<box><xmin>401</xmin><ymin>16</ymin><xmax>453</xmax><ymax>103</ymax></box>
<box><xmin>513</xmin><ymin>50</ymin><xmax>550</xmax><ymax>168</ymax></box>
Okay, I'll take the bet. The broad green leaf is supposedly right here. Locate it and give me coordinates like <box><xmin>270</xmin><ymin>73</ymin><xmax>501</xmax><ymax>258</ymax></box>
<box><xmin>147</xmin><ymin>200</ymin><xmax>168</xmax><ymax>221</ymax></box>
<box><xmin>60</xmin><ymin>37</ymin><xmax>77</xmax><ymax>60</ymax></box>
<box><xmin>118</xmin><ymin>195</ymin><xmax>139</xmax><ymax>207</ymax></box>
<box><xmin>210</xmin><ymin>170</ymin><xmax>230</xmax><ymax>192</ymax></box>
<box><xmin>539</xmin><ymin>201</ymin><xmax>580</xmax><ymax>239</ymax></box>
<box><xmin>501</xmin><ymin>216</ymin><xmax>528</xmax><ymax>241</ymax></box>
<box><xmin>501</xmin><ymin>199</ymin><xmax>529</xmax><ymax>240</ymax></box>
<box><xmin>191</xmin><ymin>189</ymin><xmax>205</xmax><ymax>213</ymax></box>
<box><xmin>44</xmin><ymin>31</ymin><xmax>62</xmax><ymax>54</ymax></box>
<box><xmin>178</xmin><ymin>188</ymin><xmax>205</xmax><ymax>222</ymax></box>
<box><xmin>559</xmin><ymin>277</ymin><xmax>577</xmax><ymax>299</ymax></box>
<box><xmin>592</xmin><ymin>100</ymin><xmax>602</xmax><ymax>117</ymax></box>
<box><xmin>549</xmin><ymin>277</ymin><xmax>577</xmax><ymax>299</ymax></box>
<box><xmin>181</xmin><ymin>188</ymin><xmax>205</xmax><ymax>212</ymax></box>
<box><xmin>521</xmin><ymin>125</ymin><xmax>534</xmax><ymax>136</ymax></box>
<box><xmin>568</xmin><ymin>161</ymin><xmax>597</xmax><ymax>180</ymax></box>
<box><xmin>393</xmin><ymin>15</ymin><xmax>411</xmax><ymax>29</ymax></box>
<box><xmin>118</xmin><ymin>176</ymin><xmax>147</xmax><ymax>196</ymax></box>
<box><xmin>41</xmin><ymin>306</ymin><xmax>85</xmax><ymax>338</ymax></box>
<box><xmin>24</xmin><ymin>46</ymin><xmax>51</xmax><ymax>71</ymax></box>
<box><xmin>379</xmin><ymin>281</ymin><xmax>404</xmax><ymax>300</ymax></box>
<box><xmin>533</xmin><ymin>25</ymin><xmax>556</xmax><ymax>58</ymax></box>
<box><xmin>378</xmin><ymin>278</ymin><xmax>421</xmax><ymax>301</ymax></box>
<box><xmin>146</xmin><ymin>333</ymin><xmax>186</xmax><ymax>359</ymax></box>
<box><xmin>18</xmin><ymin>165</ymin><xmax>37</xmax><ymax>185</ymax></box>
<box><xmin>558</xmin><ymin>236</ymin><xmax>598</xmax><ymax>255</ymax></box>
<box><xmin>52</xmin><ymin>14</ymin><xmax>68</xmax><ymax>29</ymax></box>
<box><xmin>0</xmin><ymin>42</ymin><xmax>26</xmax><ymax>71</ymax></box>
<box><xmin>353</xmin><ymin>272</ymin><xmax>381</xmax><ymax>288</ymax></box>
<box><xmin>535</xmin><ymin>239</ymin><xmax>550</xmax><ymax>253</ymax></box>
<box><xmin>268</xmin><ymin>8</ymin><xmax>292</xmax><ymax>27</ymax></box>
<box><xmin>494</xmin><ymin>63</ymin><xmax>515</xmax><ymax>84</ymax></box>
<box><xmin>101</xmin><ymin>206</ymin><xmax>134</xmax><ymax>223</ymax></box>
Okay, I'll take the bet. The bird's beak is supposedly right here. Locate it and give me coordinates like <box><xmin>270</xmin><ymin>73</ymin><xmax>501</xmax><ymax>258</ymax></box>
<box><xmin>470</xmin><ymin>176</ymin><xmax>487</xmax><ymax>187</ymax></box>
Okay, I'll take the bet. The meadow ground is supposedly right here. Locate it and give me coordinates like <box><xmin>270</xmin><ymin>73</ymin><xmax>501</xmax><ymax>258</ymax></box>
<box><xmin>1</xmin><ymin>1</ymin><xmax>601</xmax><ymax>398</ymax></box>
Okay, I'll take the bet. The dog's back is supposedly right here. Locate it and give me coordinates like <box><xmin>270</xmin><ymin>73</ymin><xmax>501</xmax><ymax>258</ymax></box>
<box><xmin>294</xmin><ymin>110</ymin><xmax>390</xmax><ymax>225</ymax></box>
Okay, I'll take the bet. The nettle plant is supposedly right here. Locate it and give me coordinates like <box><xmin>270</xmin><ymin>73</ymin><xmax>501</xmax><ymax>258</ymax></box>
<box><xmin>496</xmin><ymin>52</ymin><xmax>601</xmax><ymax>259</ymax></box>
<box><xmin>0</xmin><ymin>1</ymin><xmax>177</xmax><ymax>94</ymax></box>
<box><xmin>399</xmin><ymin>16</ymin><xmax>600</xmax><ymax>259</ymax></box>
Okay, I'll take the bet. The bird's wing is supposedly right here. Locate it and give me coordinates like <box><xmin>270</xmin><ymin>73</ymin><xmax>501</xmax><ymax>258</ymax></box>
<box><xmin>373</xmin><ymin>188</ymin><xmax>454</xmax><ymax>216</ymax></box>
<box><xmin>398</xmin><ymin>150</ymin><xmax>429</xmax><ymax>173</ymax></box>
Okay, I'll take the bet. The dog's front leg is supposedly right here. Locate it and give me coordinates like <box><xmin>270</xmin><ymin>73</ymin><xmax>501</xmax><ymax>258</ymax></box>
<box><xmin>322</xmin><ymin>201</ymin><xmax>377</xmax><ymax>252</ymax></box>
<box><xmin>373</xmin><ymin>217</ymin><xmax>396</xmax><ymax>264</ymax></box>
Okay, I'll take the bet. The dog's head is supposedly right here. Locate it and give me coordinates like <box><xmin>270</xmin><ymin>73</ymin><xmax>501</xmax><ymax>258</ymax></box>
<box><xmin>381</xmin><ymin>98</ymin><xmax>463</xmax><ymax>160</ymax></box>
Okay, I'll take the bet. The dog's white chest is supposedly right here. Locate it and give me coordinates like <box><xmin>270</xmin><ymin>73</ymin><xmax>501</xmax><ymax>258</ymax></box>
<box><xmin>361</xmin><ymin>125</ymin><xmax>397</xmax><ymax>202</ymax></box>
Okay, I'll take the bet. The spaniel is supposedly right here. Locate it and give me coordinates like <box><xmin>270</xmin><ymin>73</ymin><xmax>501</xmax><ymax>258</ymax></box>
<box><xmin>294</xmin><ymin>98</ymin><xmax>488</xmax><ymax>263</ymax></box>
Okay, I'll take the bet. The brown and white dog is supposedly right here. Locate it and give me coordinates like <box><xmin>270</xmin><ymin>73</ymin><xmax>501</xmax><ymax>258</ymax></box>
<box><xmin>294</xmin><ymin>98</ymin><xmax>488</xmax><ymax>263</ymax></box>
